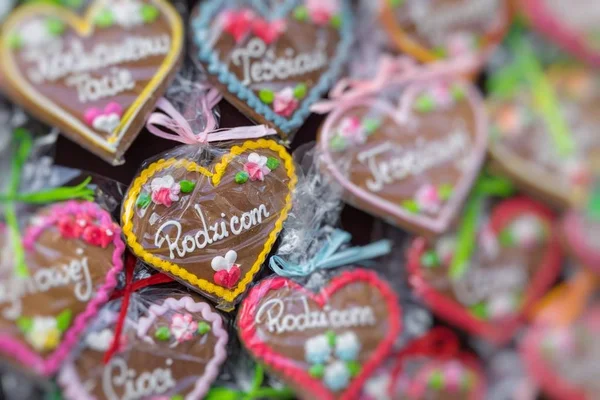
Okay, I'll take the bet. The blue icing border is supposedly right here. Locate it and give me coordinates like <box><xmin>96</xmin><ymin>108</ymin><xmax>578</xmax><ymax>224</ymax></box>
<box><xmin>192</xmin><ymin>0</ymin><xmax>354</xmax><ymax>135</ymax></box>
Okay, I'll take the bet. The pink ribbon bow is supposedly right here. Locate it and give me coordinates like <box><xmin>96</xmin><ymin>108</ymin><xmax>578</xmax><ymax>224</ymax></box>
<box><xmin>146</xmin><ymin>85</ymin><xmax>276</xmax><ymax>144</ymax></box>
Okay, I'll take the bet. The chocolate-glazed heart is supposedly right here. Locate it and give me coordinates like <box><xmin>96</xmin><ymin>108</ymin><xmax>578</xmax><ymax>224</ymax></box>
<box><xmin>0</xmin><ymin>0</ymin><xmax>183</xmax><ymax>164</ymax></box>
<box><xmin>237</xmin><ymin>269</ymin><xmax>401</xmax><ymax>400</ymax></box>
<box><xmin>318</xmin><ymin>80</ymin><xmax>487</xmax><ymax>236</ymax></box>
<box><xmin>121</xmin><ymin>139</ymin><xmax>297</xmax><ymax>307</ymax></box>
<box><xmin>521</xmin><ymin>305</ymin><xmax>600</xmax><ymax>399</ymax></box>
<box><xmin>59</xmin><ymin>295</ymin><xmax>228</xmax><ymax>400</ymax></box>
<box><xmin>0</xmin><ymin>201</ymin><xmax>124</xmax><ymax>376</ymax></box>
<box><xmin>191</xmin><ymin>0</ymin><xmax>353</xmax><ymax>136</ymax></box>
<box><xmin>488</xmin><ymin>64</ymin><xmax>600</xmax><ymax>208</ymax></box>
<box><xmin>407</xmin><ymin>197</ymin><xmax>562</xmax><ymax>343</ymax></box>
<box><xmin>379</xmin><ymin>0</ymin><xmax>508</xmax><ymax>65</ymax></box>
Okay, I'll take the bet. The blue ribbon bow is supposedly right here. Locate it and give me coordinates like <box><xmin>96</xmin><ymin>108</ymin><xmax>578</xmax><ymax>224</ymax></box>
<box><xmin>269</xmin><ymin>230</ymin><xmax>392</xmax><ymax>277</ymax></box>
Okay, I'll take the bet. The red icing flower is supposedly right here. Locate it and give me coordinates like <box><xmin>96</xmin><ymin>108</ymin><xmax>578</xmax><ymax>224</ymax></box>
<box><xmin>58</xmin><ymin>216</ymin><xmax>80</xmax><ymax>239</ymax></box>
<box><xmin>222</xmin><ymin>9</ymin><xmax>254</xmax><ymax>42</ymax></box>
<box><xmin>82</xmin><ymin>225</ymin><xmax>106</xmax><ymax>247</ymax></box>
<box><xmin>152</xmin><ymin>187</ymin><xmax>174</xmax><ymax>207</ymax></box>
<box><xmin>273</xmin><ymin>87</ymin><xmax>299</xmax><ymax>117</ymax></box>
<box><xmin>307</xmin><ymin>0</ymin><xmax>338</xmax><ymax>25</ymax></box>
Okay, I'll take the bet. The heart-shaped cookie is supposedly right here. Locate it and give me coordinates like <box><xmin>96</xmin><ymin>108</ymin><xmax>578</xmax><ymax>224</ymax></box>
<box><xmin>59</xmin><ymin>295</ymin><xmax>228</xmax><ymax>400</ymax></box>
<box><xmin>521</xmin><ymin>305</ymin><xmax>600</xmax><ymax>400</ymax></box>
<box><xmin>237</xmin><ymin>269</ymin><xmax>401</xmax><ymax>400</ymax></box>
<box><xmin>318</xmin><ymin>79</ymin><xmax>487</xmax><ymax>236</ymax></box>
<box><xmin>0</xmin><ymin>201</ymin><xmax>124</xmax><ymax>376</ymax></box>
<box><xmin>379</xmin><ymin>0</ymin><xmax>508</xmax><ymax>66</ymax></box>
<box><xmin>0</xmin><ymin>0</ymin><xmax>183</xmax><ymax>164</ymax></box>
<box><xmin>121</xmin><ymin>139</ymin><xmax>297</xmax><ymax>307</ymax></box>
<box><xmin>407</xmin><ymin>197</ymin><xmax>562</xmax><ymax>343</ymax></box>
<box><xmin>191</xmin><ymin>0</ymin><xmax>353</xmax><ymax>136</ymax></box>
<box><xmin>522</xmin><ymin>0</ymin><xmax>600</xmax><ymax>66</ymax></box>
<box><xmin>488</xmin><ymin>64</ymin><xmax>600</xmax><ymax>208</ymax></box>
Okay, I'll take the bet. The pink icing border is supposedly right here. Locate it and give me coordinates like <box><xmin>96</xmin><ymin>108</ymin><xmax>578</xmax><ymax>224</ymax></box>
<box><xmin>520</xmin><ymin>308</ymin><xmax>600</xmax><ymax>400</ymax></box>
<box><xmin>522</xmin><ymin>0</ymin><xmax>600</xmax><ymax>66</ymax></box>
<box><xmin>0</xmin><ymin>200</ymin><xmax>125</xmax><ymax>376</ymax></box>
<box><xmin>238</xmin><ymin>269</ymin><xmax>402</xmax><ymax>400</ymax></box>
<box><xmin>318</xmin><ymin>80</ymin><xmax>488</xmax><ymax>235</ymax></box>
<box><xmin>562</xmin><ymin>211</ymin><xmax>600</xmax><ymax>273</ymax></box>
<box><xmin>60</xmin><ymin>296</ymin><xmax>228</xmax><ymax>400</ymax></box>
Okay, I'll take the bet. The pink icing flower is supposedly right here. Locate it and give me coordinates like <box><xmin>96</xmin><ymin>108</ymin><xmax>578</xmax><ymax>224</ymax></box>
<box><xmin>338</xmin><ymin>116</ymin><xmax>366</xmax><ymax>144</ymax></box>
<box><xmin>273</xmin><ymin>87</ymin><xmax>299</xmax><ymax>117</ymax></box>
<box><xmin>435</xmin><ymin>236</ymin><xmax>456</xmax><ymax>266</ymax></box>
<box><xmin>307</xmin><ymin>0</ymin><xmax>339</xmax><ymax>25</ymax></box>
<box><xmin>415</xmin><ymin>184</ymin><xmax>441</xmax><ymax>214</ymax></box>
<box><xmin>57</xmin><ymin>217</ymin><xmax>80</xmax><ymax>239</ymax></box>
<box><xmin>221</xmin><ymin>9</ymin><xmax>255</xmax><ymax>42</ymax></box>
<box><xmin>170</xmin><ymin>313</ymin><xmax>198</xmax><ymax>343</ymax></box>
<box><xmin>429</xmin><ymin>83</ymin><xmax>453</xmax><ymax>108</ymax></box>
<box><xmin>565</xmin><ymin>159</ymin><xmax>591</xmax><ymax>187</ymax></box>
<box><xmin>446</xmin><ymin>32</ymin><xmax>476</xmax><ymax>58</ymax></box>
<box><xmin>82</xmin><ymin>225</ymin><xmax>105</xmax><ymax>247</ymax></box>
<box><xmin>96</xmin><ymin>226</ymin><xmax>116</xmax><ymax>248</ymax></box>
<box><xmin>443</xmin><ymin>362</ymin><xmax>465</xmax><ymax>392</ymax></box>
<box><xmin>150</xmin><ymin>175</ymin><xmax>180</xmax><ymax>207</ymax></box>
<box><xmin>244</xmin><ymin>153</ymin><xmax>271</xmax><ymax>181</ymax></box>
<box><xmin>496</xmin><ymin>105</ymin><xmax>525</xmax><ymax>137</ymax></box>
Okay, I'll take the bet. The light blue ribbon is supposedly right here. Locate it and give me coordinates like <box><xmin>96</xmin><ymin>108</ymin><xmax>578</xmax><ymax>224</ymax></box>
<box><xmin>269</xmin><ymin>230</ymin><xmax>392</xmax><ymax>277</ymax></box>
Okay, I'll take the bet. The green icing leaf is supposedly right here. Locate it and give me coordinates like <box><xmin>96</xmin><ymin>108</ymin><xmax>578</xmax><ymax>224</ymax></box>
<box><xmin>330</xmin><ymin>14</ymin><xmax>342</xmax><ymax>29</ymax></box>
<box><xmin>439</xmin><ymin>184</ymin><xmax>454</xmax><ymax>201</ymax></box>
<box><xmin>432</xmin><ymin>46</ymin><xmax>447</xmax><ymax>59</ymax></box>
<box><xmin>347</xmin><ymin>361</ymin><xmax>361</xmax><ymax>377</ymax></box>
<box><xmin>136</xmin><ymin>193</ymin><xmax>151</xmax><ymax>209</ymax></box>
<box><xmin>293</xmin><ymin>83</ymin><xmax>307</xmax><ymax>99</ymax></box>
<box><xmin>204</xmin><ymin>387</ymin><xmax>243</xmax><ymax>400</ymax></box>
<box><xmin>586</xmin><ymin>180</ymin><xmax>600</xmax><ymax>221</ymax></box>
<box><xmin>8</xmin><ymin>34</ymin><xmax>23</xmax><ymax>50</ymax></box>
<box><xmin>429</xmin><ymin>370</ymin><xmax>444</xmax><ymax>390</ymax></box>
<box><xmin>16</xmin><ymin>317</ymin><xmax>33</xmax><ymax>334</ymax></box>
<box><xmin>60</xmin><ymin>0</ymin><xmax>83</xmax><ymax>8</ymax></box>
<box><xmin>155</xmin><ymin>326</ymin><xmax>171</xmax><ymax>341</ymax></box>
<box><xmin>420</xmin><ymin>251</ymin><xmax>440</xmax><ymax>268</ymax></box>
<box><xmin>141</xmin><ymin>4</ymin><xmax>160</xmax><ymax>24</ymax></box>
<box><xmin>499</xmin><ymin>229</ymin><xmax>514</xmax><ymax>247</ymax></box>
<box><xmin>470</xmin><ymin>302</ymin><xmax>488</xmax><ymax>320</ymax></box>
<box><xmin>402</xmin><ymin>200</ymin><xmax>420</xmax><ymax>214</ymax></box>
<box><xmin>293</xmin><ymin>6</ymin><xmax>309</xmax><ymax>21</ymax></box>
<box><xmin>259</xmin><ymin>89</ymin><xmax>275</xmax><ymax>104</ymax></box>
<box><xmin>389</xmin><ymin>0</ymin><xmax>405</xmax><ymax>7</ymax></box>
<box><xmin>170</xmin><ymin>396</ymin><xmax>184</xmax><ymax>400</ymax></box>
<box><xmin>180</xmin><ymin>180</ymin><xmax>196</xmax><ymax>193</ymax></box>
<box><xmin>309</xmin><ymin>364</ymin><xmax>325</xmax><ymax>378</ymax></box>
<box><xmin>326</xmin><ymin>330</ymin><xmax>336</xmax><ymax>347</ymax></box>
<box><xmin>451</xmin><ymin>85</ymin><xmax>465</xmax><ymax>101</ymax></box>
<box><xmin>414</xmin><ymin>95</ymin><xmax>435</xmax><ymax>113</ymax></box>
<box><xmin>235</xmin><ymin>171</ymin><xmax>249</xmax><ymax>184</ymax></box>
<box><xmin>329</xmin><ymin>135</ymin><xmax>347</xmax><ymax>152</ymax></box>
<box><xmin>56</xmin><ymin>309</ymin><xmax>73</xmax><ymax>332</ymax></box>
<box><xmin>94</xmin><ymin>9</ymin><xmax>114</xmax><ymax>28</ymax></box>
<box><xmin>362</xmin><ymin>118</ymin><xmax>381</xmax><ymax>134</ymax></box>
<box><xmin>197</xmin><ymin>321</ymin><xmax>211</xmax><ymax>335</ymax></box>
<box><xmin>266</xmin><ymin>157</ymin><xmax>280</xmax><ymax>170</ymax></box>
<box><xmin>46</xmin><ymin>18</ymin><xmax>65</xmax><ymax>36</ymax></box>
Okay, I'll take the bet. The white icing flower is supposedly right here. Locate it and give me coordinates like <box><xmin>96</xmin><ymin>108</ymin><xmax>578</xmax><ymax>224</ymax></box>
<box><xmin>487</xmin><ymin>293</ymin><xmax>516</xmax><ymax>319</ymax></box>
<box><xmin>111</xmin><ymin>1</ymin><xmax>145</xmax><ymax>29</ymax></box>
<box><xmin>211</xmin><ymin>250</ymin><xmax>238</xmax><ymax>272</ymax></box>
<box><xmin>20</xmin><ymin>19</ymin><xmax>59</xmax><ymax>48</ymax></box>
<box><xmin>244</xmin><ymin>153</ymin><xmax>271</xmax><ymax>181</ymax></box>
<box><xmin>511</xmin><ymin>215</ymin><xmax>543</xmax><ymax>247</ymax></box>
<box><xmin>85</xmin><ymin>328</ymin><xmax>115</xmax><ymax>352</ymax></box>
<box><xmin>26</xmin><ymin>317</ymin><xmax>60</xmax><ymax>351</ymax></box>
<box><xmin>323</xmin><ymin>361</ymin><xmax>351</xmax><ymax>392</ymax></box>
<box><xmin>435</xmin><ymin>236</ymin><xmax>456</xmax><ymax>265</ymax></box>
<box><xmin>334</xmin><ymin>331</ymin><xmax>361</xmax><ymax>361</ymax></box>
<box><xmin>305</xmin><ymin>334</ymin><xmax>331</xmax><ymax>365</ymax></box>
<box><xmin>364</xmin><ymin>374</ymin><xmax>391</xmax><ymax>400</ymax></box>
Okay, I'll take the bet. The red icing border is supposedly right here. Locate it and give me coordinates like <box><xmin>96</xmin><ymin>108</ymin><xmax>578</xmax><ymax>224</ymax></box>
<box><xmin>237</xmin><ymin>269</ymin><xmax>402</xmax><ymax>400</ymax></box>
<box><xmin>407</xmin><ymin>197</ymin><xmax>563</xmax><ymax>344</ymax></box>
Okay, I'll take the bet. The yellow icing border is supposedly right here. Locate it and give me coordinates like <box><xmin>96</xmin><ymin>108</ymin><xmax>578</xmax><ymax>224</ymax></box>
<box><xmin>0</xmin><ymin>0</ymin><xmax>183</xmax><ymax>154</ymax></box>
<box><xmin>121</xmin><ymin>139</ymin><xmax>297</xmax><ymax>303</ymax></box>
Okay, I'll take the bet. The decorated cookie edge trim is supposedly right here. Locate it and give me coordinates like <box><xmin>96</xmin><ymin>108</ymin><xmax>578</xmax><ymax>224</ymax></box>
<box><xmin>121</xmin><ymin>139</ymin><xmax>297</xmax><ymax>303</ymax></box>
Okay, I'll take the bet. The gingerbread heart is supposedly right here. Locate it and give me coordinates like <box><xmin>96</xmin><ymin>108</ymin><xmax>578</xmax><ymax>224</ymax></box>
<box><xmin>191</xmin><ymin>0</ymin><xmax>353</xmax><ymax>136</ymax></box>
<box><xmin>0</xmin><ymin>201</ymin><xmax>124</xmax><ymax>376</ymax></box>
<box><xmin>59</xmin><ymin>296</ymin><xmax>228</xmax><ymax>400</ymax></box>
<box><xmin>121</xmin><ymin>139</ymin><xmax>297</xmax><ymax>307</ymax></box>
<box><xmin>488</xmin><ymin>64</ymin><xmax>600</xmax><ymax>208</ymax></box>
<box><xmin>521</xmin><ymin>305</ymin><xmax>600</xmax><ymax>400</ymax></box>
<box><xmin>237</xmin><ymin>269</ymin><xmax>401</xmax><ymax>400</ymax></box>
<box><xmin>318</xmin><ymin>79</ymin><xmax>487</xmax><ymax>236</ymax></box>
<box><xmin>522</xmin><ymin>0</ymin><xmax>600</xmax><ymax>66</ymax></box>
<box><xmin>407</xmin><ymin>197</ymin><xmax>562</xmax><ymax>343</ymax></box>
<box><xmin>379</xmin><ymin>0</ymin><xmax>508</xmax><ymax>66</ymax></box>
<box><xmin>0</xmin><ymin>0</ymin><xmax>184</xmax><ymax>164</ymax></box>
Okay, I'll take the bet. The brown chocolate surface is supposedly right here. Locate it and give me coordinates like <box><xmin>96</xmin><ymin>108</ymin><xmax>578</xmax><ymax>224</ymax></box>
<box><xmin>67</xmin><ymin>296</ymin><xmax>227</xmax><ymax>399</ymax></box>
<box><xmin>0</xmin><ymin>203</ymin><xmax>119</xmax><ymax>357</ymax></box>
<box><xmin>121</xmin><ymin>140</ymin><xmax>296</xmax><ymax>306</ymax></box>
<box><xmin>487</xmin><ymin>65</ymin><xmax>600</xmax><ymax>207</ymax></box>
<box><xmin>0</xmin><ymin>0</ymin><xmax>183</xmax><ymax>164</ymax></box>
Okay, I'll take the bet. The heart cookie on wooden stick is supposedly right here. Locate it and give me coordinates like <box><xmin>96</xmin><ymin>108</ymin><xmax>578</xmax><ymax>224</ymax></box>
<box><xmin>0</xmin><ymin>200</ymin><xmax>124</xmax><ymax>376</ymax></box>
<box><xmin>317</xmin><ymin>77</ymin><xmax>487</xmax><ymax>236</ymax></box>
<box><xmin>237</xmin><ymin>269</ymin><xmax>401</xmax><ymax>400</ymax></box>
<box><xmin>121</xmin><ymin>139</ymin><xmax>297</xmax><ymax>309</ymax></box>
<box><xmin>0</xmin><ymin>0</ymin><xmax>184</xmax><ymax>164</ymax></box>
<box><xmin>191</xmin><ymin>0</ymin><xmax>354</xmax><ymax>137</ymax></box>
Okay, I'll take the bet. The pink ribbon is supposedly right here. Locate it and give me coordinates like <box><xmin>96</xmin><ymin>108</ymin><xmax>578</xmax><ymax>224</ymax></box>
<box><xmin>311</xmin><ymin>55</ymin><xmax>479</xmax><ymax>114</ymax></box>
<box><xmin>146</xmin><ymin>86</ymin><xmax>276</xmax><ymax>143</ymax></box>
